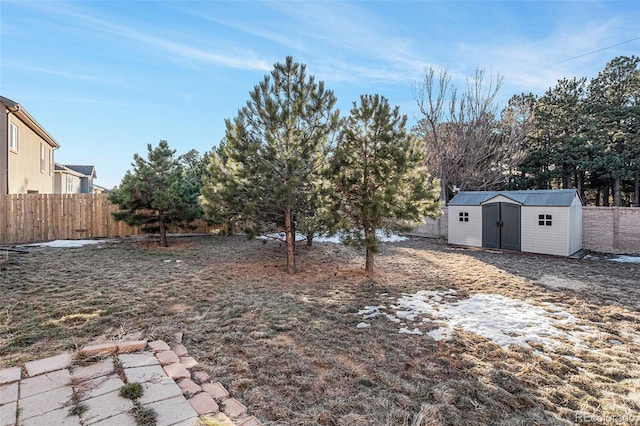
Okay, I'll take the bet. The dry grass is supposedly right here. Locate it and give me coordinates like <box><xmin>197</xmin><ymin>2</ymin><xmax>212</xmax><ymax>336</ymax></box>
<box><xmin>1</xmin><ymin>235</ymin><xmax>639</xmax><ymax>425</ymax></box>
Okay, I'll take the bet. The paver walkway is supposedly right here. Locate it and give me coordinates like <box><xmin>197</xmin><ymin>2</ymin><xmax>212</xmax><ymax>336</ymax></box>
<box><xmin>0</xmin><ymin>335</ymin><xmax>261</xmax><ymax>426</ymax></box>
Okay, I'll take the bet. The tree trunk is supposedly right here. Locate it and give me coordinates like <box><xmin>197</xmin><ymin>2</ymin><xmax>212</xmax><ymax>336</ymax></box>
<box><xmin>635</xmin><ymin>170</ymin><xmax>639</xmax><ymax>207</ymax></box>
<box><xmin>575</xmin><ymin>172</ymin><xmax>584</xmax><ymax>201</ymax></box>
<box><xmin>159</xmin><ymin>215</ymin><xmax>168</xmax><ymax>247</ymax></box>
<box><xmin>284</xmin><ymin>206</ymin><xmax>296</xmax><ymax>274</ymax></box>
<box><xmin>603</xmin><ymin>185</ymin><xmax>610</xmax><ymax>207</ymax></box>
<box><xmin>614</xmin><ymin>177</ymin><xmax>622</xmax><ymax>207</ymax></box>
<box><xmin>364</xmin><ymin>226</ymin><xmax>374</xmax><ymax>273</ymax></box>
<box><xmin>306</xmin><ymin>235</ymin><xmax>313</xmax><ymax>247</ymax></box>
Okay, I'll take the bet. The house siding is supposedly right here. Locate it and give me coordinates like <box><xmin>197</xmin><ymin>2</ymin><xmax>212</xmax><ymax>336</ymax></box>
<box><xmin>521</xmin><ymin>206</ymin><xmax>569</xmax><ymax>256</ymax></box>
<box><xmin>54</xmin><ymin>173</ymin><xmax>83</xmax><ymax>194</ymax></box>
<box><xmin>448</xmin><ymin>205</ymin><xmax>482</xmax><ymax>247</ymax></box>
<box><xmin>8</xmin><ymin>116</ymin><xmax>54</xmax><ymax>193</ymax></box>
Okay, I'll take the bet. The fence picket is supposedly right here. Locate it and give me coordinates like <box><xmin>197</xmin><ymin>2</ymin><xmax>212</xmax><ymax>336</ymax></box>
<box><xmin>0</xmin><ymin>193</ymin><xmax>211</xmax><ymax>244</ymax></box>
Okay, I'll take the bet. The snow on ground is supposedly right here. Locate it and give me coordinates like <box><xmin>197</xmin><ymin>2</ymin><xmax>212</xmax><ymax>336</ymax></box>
<box><xmin>608</xmin><ymin>255</ymin><xmax>640</xmax><ymax>264</ymax></box>
<box><xmin>357</xmin><ymin>290</ymin><xmax>583</xmax><ymax>351</ymax></box>
<box><xmin>584</xmin><ymin>254</ymin><xmax>640</xmax><ymax>263</ymax></box>
<box><xmin>24</xmin><ymin>240</ymin><xmax>104</xmax><ymax>248</ymax></box>
<box><xmin>258</xmin><ymin>230</ymin><xmax>407</xmax><ymax>243</ymax></box>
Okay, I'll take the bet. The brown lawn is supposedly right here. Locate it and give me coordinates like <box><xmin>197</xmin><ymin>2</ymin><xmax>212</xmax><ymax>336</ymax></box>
<box><xmin>1</xmin><ymin>235</ymin><xmax>638</xmax><ymax>425</ymax></box>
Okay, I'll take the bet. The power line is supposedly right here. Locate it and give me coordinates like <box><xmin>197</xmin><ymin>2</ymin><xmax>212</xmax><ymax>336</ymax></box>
<box><xmin>547</xmin><ymin>37</ymin><xmax>640</xmax><ymax>67</ymax></box>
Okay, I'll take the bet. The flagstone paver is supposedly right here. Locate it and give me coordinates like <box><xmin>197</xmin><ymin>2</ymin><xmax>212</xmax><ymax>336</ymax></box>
<box><xmin>188</xmin><ymin>391</ymin><xmax>219</xmax><ymax>415</ymax></box>
<box><xmin>76</xmin><ymin>375</ymin><xmax>126</xmax><ymax>401</ymax></box>
<box><xmin>139</xmin><ymin>376</ymin><xmax>183</xmax><ymax>404</ymax></box>
<box><xmin>3</xmin><ymin>338</ymin><xmax>262</xmax><ymax>426</ymax></box>
<box><xmin>72</xmin><ymin>357</ymin><xmax>115</xmax><ymax>382</ymax></box>
<box><xmin>163</xmin><ymin>362</ymin><xmax>191</xmax><ymax>379</ymax></box>
<box><xmin>19</xmin><ymin>385</ymin><xmax>73</xmax><ymax>420</ymax></box>
<box><xmin>193</xmin><ymin>370</ymin><xmax>209</xmax><ymax>383</ymax></box>
<box><xmin>20</xmin><ymin>368</ymin><xmax>71</xmax><ymax>398</ymax></box>
<box><xmin>221</xmin><ymin>398</ymin><xmax>247</xmax><ymax>418</ymax></box>
<box><xmin>178</xmin><ymin>378</ymin><xmax>202</xmax><ymax>395</ymax></box>
<box><xmin>0</xmin><ymin>382</ymin><xmax>18</xmax><ymax>405</ymax></box>
<box><xmin>156</xmin><ymin>350</ymin><xmax>180</xmax><ymax>365</ymax></box>
<box><xmin>91</xmin><ymin>412</ymin><xmax>137</xmax><ymax>426</ymax></box>
<box><xmin>202</xmin><ymin>381</ymin><xmax>230</xmax><ymax>399</ymax></box>
<box><xmin>24</xmin><ymin>353</ymin><xmax>71</xmax><ymax>376</ymax></box>
<box><xmin>81</xmin><ymin>343</ymin><xmax>117</xmax><ymax>357</ymax></box>
<box><xmin>179</xmin><ymin>356</ymin><xmax>198</xmax><ymax>368</ymax></box>
<box><xmin>118</xmin><ymin>352</ymin><xmax>159</xmax><ymax>368</ymax></box>
<box><xmin>116</xmin><ymin>340</ymin><xmax>147</xmax><ymax>354</ymax></box>
<box><xmin>148</xmin><ymin>340</ymin><xmax>171</xmax><ymax>352</ymax></box>
<box><xmin>0</xmin><ymin>400</ymin><xmax>17</xmax><ymax>426</ymax></box>
<box><xmin>237</xmin><ymin>416</ymin><xmax>262</xmax><ymax>426</ymax></box>
<box><xmin>20</xmin><ymin>407</ymin><xmax>81</xmax><ymax>426</ymax></box>
<box><xmin>172</xmin><ymin>344</ymin><xmax>189</xmax><ymax>357</ymax></box>
<box><xmin>143</xmin><ymin>395</ymin><xmax>198</xmax><ymax>426</ymax></box>
<box><xmin>81</xmin><ymin>389</ymin><xmax>135</xmax><ymax>425</ymax></box>
<box><xmin>123</xmin><ymin>364</ymin><xmax>166</xmax><ymax>383</ymax></box>
<box><xmin>0</xmin><ymin>367</ymin><xmax>21</xmax><ymax>385</ymax></box>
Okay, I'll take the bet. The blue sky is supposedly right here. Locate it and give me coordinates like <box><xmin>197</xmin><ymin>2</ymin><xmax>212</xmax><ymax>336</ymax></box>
<box><xmin>2</xmin><ymin>1</ymin><xmax>639</xmax><ymax>189</ymax></box>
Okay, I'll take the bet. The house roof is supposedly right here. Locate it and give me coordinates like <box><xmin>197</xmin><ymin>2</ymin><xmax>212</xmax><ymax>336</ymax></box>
<box><xmin>448</xmin><ymin>189</ymin><xmax>579</xmax><ymax>207</ymax></box>
<box><xmin>64</xmin><ymin>165</ymin><xmax>97</xmax><ymax>179</ymax></box>
<box><xmin>1</xmin><ymin>96</ymin><xmax>60</xmax><ymax>149</ymax></box>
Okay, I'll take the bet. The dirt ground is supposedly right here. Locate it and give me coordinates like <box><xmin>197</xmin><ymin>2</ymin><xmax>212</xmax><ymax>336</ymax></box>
<box><xmin>1</xmin><ymin>235</ymin><xmax>638</xmax><ymax>425</ymax></box>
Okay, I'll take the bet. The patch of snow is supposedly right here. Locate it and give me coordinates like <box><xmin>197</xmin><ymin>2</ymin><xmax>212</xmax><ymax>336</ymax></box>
<box><xmin>25</xmin><ymin>239</ymin><xmax>103</xmax><ymax>248</ymax></box>
<box><xmin>399</xmin><ymin>327</ymin><xmax>423</xmax><ymax>335</ymax></box>
<box><xmin>357</xmin><ymin>290</ymin><xmax>583</xmax><ymax>351</ymax></box>
<box><xmin>609</xmin><ymin>339</ymin><xmax>622</xmax><ymax>345</ymax></box>
<box><xmin>258</xmin><ymin>230</ymin><xmax>407</xmax><ymax>243</ymax></box>
<box><xmin>609</xmin><ymin>255</ymin><xmax>640</xmax><ymax>264</ymax></box>
<box><xmin>257</xmin><ymin>232</ymin><xmax>307</xmax><ymax>242</ymax></box>
<box><xmin>315</xmin><ymin>230</ymin><xmax>408</xmax><ymax>243</ymax></box>
<box><xmin>356</xmin><ymin>322</ymin><xmax>371</xmax><ymax>329</ymax></box>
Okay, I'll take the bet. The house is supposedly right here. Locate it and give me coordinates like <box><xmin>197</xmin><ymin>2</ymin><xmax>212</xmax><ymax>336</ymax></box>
<box><xmin>1</xmin><ymin>96</ymin><xmax>60</xmax><ymax>194</ymax></box>
<box><xmin>54</xmin><ymin>164</ymin><xmax>97</xmax><ymax>194</ymax></box>
<box><xmin>447</xmin><ymin>189</ymin><xmax>582</xmax><ymax>257</ymax></box>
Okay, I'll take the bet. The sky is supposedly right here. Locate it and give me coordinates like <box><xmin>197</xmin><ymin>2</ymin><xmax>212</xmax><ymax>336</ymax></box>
<box><xmin>1</xmin><ymin>1</ymin><xmax>639</xmax><ymax>189</ymax></box>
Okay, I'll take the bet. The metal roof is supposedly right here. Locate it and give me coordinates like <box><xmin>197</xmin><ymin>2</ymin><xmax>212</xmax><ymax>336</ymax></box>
<box><xmin>448</xmin><ymin>189</ymin><xmax>579</xmax><ymax>207</ymax></box>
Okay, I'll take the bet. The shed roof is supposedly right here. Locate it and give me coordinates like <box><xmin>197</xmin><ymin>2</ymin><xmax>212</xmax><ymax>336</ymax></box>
<box><xmin>448</xmin><ymin>189</ymin><xmax>579</xmax><ymax>207</ymax></box>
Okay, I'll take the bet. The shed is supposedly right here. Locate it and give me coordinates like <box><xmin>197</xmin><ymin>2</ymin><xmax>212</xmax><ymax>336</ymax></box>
<box><xmin>447</xmin><ymin>189</ymin><xmax>582</xmax><ymax>256</ymax></box>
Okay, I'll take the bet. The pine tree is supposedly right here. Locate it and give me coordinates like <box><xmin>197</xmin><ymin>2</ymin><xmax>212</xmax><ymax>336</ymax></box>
<box><xmin>200</xmin><ymin>57</ymin><xmax>340</xmax><ymax>273</ymax></box>
<box><xmin>587</xmin><ymin>55</ymin><xmax>640</xmax><ymax>206</ymax></box>
<box><xmin>329</xmin><ymin>94</ymin><xmax>441</xmax><ymax>272</ymax></box>
<box><xmin>109</xmin><ymin>140</ymin><xmax>200</xmax><ymax>247</ymax></box>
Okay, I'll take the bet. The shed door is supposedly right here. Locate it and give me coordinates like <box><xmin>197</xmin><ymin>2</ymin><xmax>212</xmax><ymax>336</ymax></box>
<box><xmin>482</xmin><ymin>202</ymin><xmax>521</xmax><ymax>251</ymax></box>
<box><xmin>500</xmin><ymin>203</ymin><xmax>521</xmax><ymax>251</ymax></box>
<box><xmin>482</xmin><ymin>203</ymin><xmax>501</xmax><ymax>248</ymax></box>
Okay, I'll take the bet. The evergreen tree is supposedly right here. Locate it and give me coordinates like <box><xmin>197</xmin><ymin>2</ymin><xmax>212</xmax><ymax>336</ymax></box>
<box><xmin>200</xmin><ymin>57</ymin><xmax>340</xmax><ymax>273</ymax></box>
<box><xmin>330</xmin><ymin>94</ymin><xmax>441</xmax><ymax>272</ymax></box>
<box><xmin>109</xmin><ymin>140</ymin><xmax>199</xmax><ymax>247</ymax></box>
<box><xmin>587</xmin><ymin>55</ymin><xmax>640</xmax><ymax>206</ymax></box>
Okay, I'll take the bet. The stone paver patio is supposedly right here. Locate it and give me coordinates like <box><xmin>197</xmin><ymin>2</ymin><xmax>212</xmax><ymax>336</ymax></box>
<box><xmin>0</xmin><ymin>335</ymin><xmax>261</xmax><ymax>426</ymax></box>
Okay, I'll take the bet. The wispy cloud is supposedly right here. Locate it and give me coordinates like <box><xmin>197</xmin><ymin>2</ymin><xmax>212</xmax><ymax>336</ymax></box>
<box><xmin>24</xmin><ymin>2</ymin><xmax>271</xmax><ymax>72</ymax></box>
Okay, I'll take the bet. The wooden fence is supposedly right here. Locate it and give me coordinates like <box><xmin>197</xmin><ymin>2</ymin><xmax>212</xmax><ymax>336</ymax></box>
<box><xmin>0</xmin><ymin>193</ymin><xmax>212</xmax><ymax>245</ymax></box>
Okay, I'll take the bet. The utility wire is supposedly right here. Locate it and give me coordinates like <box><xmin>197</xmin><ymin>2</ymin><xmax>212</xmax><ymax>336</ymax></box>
<box><xmin>547</xmin><ymin>37</ymin><xmax>640</xmax><ymax>66</ymax></box>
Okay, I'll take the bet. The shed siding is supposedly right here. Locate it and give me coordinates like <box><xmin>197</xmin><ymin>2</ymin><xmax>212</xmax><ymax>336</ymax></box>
<box><xmin>521</xmin><ymin>206</ymin><xmax>569</xmax><ymax>256</ymax></box>
<box><xmin>568</xmin><ymin>196</ymin><xmax>582</xmax><ymax>255</ymax></box>
<box><xmin>448</xmin><ymin>205</ymin><xmax>482</xmax><ymax>247</ymax></box>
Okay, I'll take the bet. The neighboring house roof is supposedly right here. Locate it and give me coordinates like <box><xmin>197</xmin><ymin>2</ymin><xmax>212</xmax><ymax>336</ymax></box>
<box><xmin>63</xmin><ymin>165</ymin><xmax>97</xmax><ymax>179</ymax></box>
<box><xmin>54</xmin><ymin>163</ymin><xmax>86</xmax><ymax>178</ymax></box>
<box><xmin>448</xmin><ymin>189</ymin><xmax>579</xmax><ymax>207</ymax></box>
<box><xmin>1</xmin><ymin>96</ymin><xmax>60</xmax><ymax>148</ymax></box>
